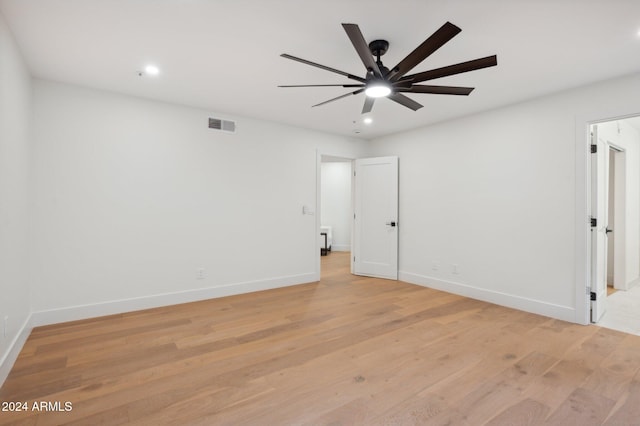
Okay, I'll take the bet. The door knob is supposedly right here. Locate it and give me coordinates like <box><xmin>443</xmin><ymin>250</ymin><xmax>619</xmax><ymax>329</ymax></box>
<box><xmin>385</xmin><ymin>221</ymin><xmax>396</xmax><ymax>227</ymax></box>
<box><xmin>606</xmin><ymin>228</ymin><xmax>613</xmax><ymax>234</ymax></box>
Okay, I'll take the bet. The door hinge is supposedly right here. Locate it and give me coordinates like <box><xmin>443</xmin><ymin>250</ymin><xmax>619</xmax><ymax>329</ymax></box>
<box><xmin>591</xmin><ymin>144</ymin><xmax>597</xmax><ymax>154</ymax></box>
<box><xmin>590</xmin><ymin>218</ymin><xmax>597</xmax><ymax>227</ymax></box>
<box><xmin>353</xmin><ymin>256</ymin><xmax>355</xmax><ymax>262</ymax></box>
<box><xmin>590</xmin><ymin>292</ymin><xmax>597</xmax><ymax>301</ymax></box>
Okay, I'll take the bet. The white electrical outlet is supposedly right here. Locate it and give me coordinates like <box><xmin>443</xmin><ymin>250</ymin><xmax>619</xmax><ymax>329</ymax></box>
<box><xmin>197</xmin><ymin>268</ymin><xmax>205</xmax><ymax>280</ymax></box>
<box><xmin>432</xmin><ymin>261</ymin><xmax>440</xmax><ymax>271</ymax></box>
<box><xmin>452</xmin><ymin>264</ymin><xmax>459</xmax><ymax>275</ymax></box>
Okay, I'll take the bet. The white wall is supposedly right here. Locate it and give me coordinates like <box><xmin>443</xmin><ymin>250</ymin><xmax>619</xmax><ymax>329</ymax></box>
<box><xmin>321</xmin><ymin>161</ymin><xmax>352</xmax><ymax>251</ymax></box>
<box><xmin>30</xmin><ymin>80</ymin><xmax>368</xmax><ymax>322</ymax></box>
<box><xmin>369</xmin><ymin>73</ymin><xmax>640</xmax><ymax>323</ymax></box>
<box><xmin>33</xmin><ymin>73</ymin><xmax>638</xmax><ymax>325</ymax></box>
<box><xmin>0</xmin><ymin>14</ymin><xmax>32</xmax><ymax>381</ymax></box>
<box><xmin>597</xmin><ymin>119</ymin><xmax>640</xmax><ymax>290</ymax></box>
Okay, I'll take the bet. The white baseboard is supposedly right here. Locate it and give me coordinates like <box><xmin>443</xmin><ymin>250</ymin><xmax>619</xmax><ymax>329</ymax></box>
<box><xmin>330</xmin><ymin>244</ymin><xmax>350</xmax><ymax>252</ymax></box>
<box><xmin>31</xmin><ymin>272</ymin><xmax>317</xmax><ymax>327</ymax></box>
<box><xmin>399</xmin><ymin>271</ymin><xmax>576</xmax><ymax>323</ymax></box>
<box><xmin>0</xmin><ymin>314</ymin><xmax>33</xmax><ymax>388</ymax></box>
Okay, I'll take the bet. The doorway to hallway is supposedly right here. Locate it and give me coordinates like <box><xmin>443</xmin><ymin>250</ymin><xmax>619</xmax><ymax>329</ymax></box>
<box><xmin>319</xmin><ymin>155</ymin><xmax>353</xmax><ymax>279</ymax></box>
<box><xmin>316</xmin><ymin>153</ymin><xmax>399</xmax><ymax>281</ymax></box>
<box><xmin>589</xmin><ymin>116</ymin><xmax>640</xmax><ymax>332</ymax></box>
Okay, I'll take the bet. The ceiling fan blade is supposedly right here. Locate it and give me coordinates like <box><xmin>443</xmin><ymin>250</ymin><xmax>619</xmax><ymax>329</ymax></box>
<box><xmin>362</xmin><ymin>97</ymin><xmax>375</xmax><ymax>114</ymax></box>
<box><xmin>392</xmin><ymin>80</ymin><xmax>413</xmax><ymax>89</ymax></box>
<box><xmin>281</xmin><ymin>54</ymin><xmax>366</xmax><ymax>83</ymax></box>
<box><xmin>399</xmin><ymin>85</ymin><xmax>475</xmax><ymax>95</ymax></box>
<box><xmin>387</xmin><ymin>22</ymin><xmax>461</xmax><ymax>81</ymax></box>
<box><xmin>312</xmin><ymin>89</ymin><xmax>365</xmax><ymax>108</ymax></box>
<box><xmin>388</xmin><ymin>93</ymin><xmax>423</xmax><ymax>111</ymax></box>
<box><xmin>341</xmin><ymin>23</ymin><xmax>383</xmax><ymax>78</ymax></box>
<box><xmin>279</xmin><ymin>84</ymin><xmax>365</xmax><ymax>88</ymax></box>
<box><xmin>400</xmin><ymin>55</ymin><xmax>497</xmax><ymax>83</ymax></box>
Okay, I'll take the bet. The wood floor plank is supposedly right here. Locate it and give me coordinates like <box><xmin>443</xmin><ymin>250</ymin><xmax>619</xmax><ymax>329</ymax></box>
<box><xmin>603</xmin><ymin>379</ymin><xmax>640</xmax><ymax>425</ymax></box>
<box><xmin>2</xmin><ymin>251</ymin><xmax>640</xmax><ymax>425</ymax></box>
<box><xmin>546</xmin><ymin>387</ymin><xmax>615</xmax><ymax>425</ymax></box>
<box><xmin>371</xmin><ymin>391</ymin><xmax>452</xmax><ymax>425</ymax></box>
<box><xmin>520</xmin><ymin>359</ymin><xmax>594</xmax><ymax>415</ymax></box>
<box><xmin>484</xmin><ymin>398</ymin><xmax>550</xmax><ymax>425</ymax></box>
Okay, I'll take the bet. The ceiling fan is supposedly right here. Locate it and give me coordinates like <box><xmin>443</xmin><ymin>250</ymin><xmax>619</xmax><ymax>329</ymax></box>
<box><xmin>279</xmin><ymin>22</ymin><xmax>497</xmax><ymax>113</ymax></box>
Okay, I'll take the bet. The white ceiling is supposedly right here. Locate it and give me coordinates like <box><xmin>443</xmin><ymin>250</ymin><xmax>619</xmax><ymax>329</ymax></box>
<box><xmin>1</xmin><ymin>0</ymin><xmax>640</xmax><ymax>139</ymax></box>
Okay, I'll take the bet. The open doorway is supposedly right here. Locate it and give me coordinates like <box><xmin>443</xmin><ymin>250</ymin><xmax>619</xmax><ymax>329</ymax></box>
<box><xmin>590</xmin><ymin>116</ymin><xmax>640</xmax><ymax>334</ymax></box>
<box><xmin>319</xmin><ymin>155</ymin><xmax>353</xmax><ymax>278</ymax></box>
<box><xmin>316</xmin><ymin>153</ymin><xmax>400</xmax><ymax>281</ymax></box>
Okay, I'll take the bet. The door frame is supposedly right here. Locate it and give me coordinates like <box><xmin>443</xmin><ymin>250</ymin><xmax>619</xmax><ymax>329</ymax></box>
<box><xmin>575</xmin><ymin>109</ymin><xmax>640</xmax><ymax>325</ymax></box>
<box><xmin>590</xmin><ymin>124</ymin><xmax>610</xmax><ymax>322</ymax></box>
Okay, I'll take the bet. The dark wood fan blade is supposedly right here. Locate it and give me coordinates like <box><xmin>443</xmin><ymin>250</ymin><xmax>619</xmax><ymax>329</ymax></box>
<box><xmin>342</xmin><ymin>23</ymin><xmax>383</xmax><ymax>78</ymax></box>
<box><xmin>281</xmin><ymin>54</ymin><xmax>366</xmax><ymax>83</ymax></box>
<box><xmin>387</xmin><ymin>22</ymin><xmax>461</xmax><ymax>81</ymax></box>
<box><xmin>279</xmin><ymin>84</ymin><xmax>365</xmax><ymax>88</ymax></box>
<box><xmin>313</xmin><ymin>89</ymin><xmax>365</xmax><ymax>108</ymax></box>
<box><xmin>388</xmin><ymin>93</ymin><xmax>423</xmax><ymax>111</ymax></box>
<box><xmin>362</xmin><ymin>97</ymin><xmax>375</xmax><ymax>114</ymax></box>
<box><xmin>399</xmin><ymin>85</ymin><xmax>474</xmax><ymax>95</ymax></box>
<box><xmin>392</xmin><ymin>80</ymin><xmax>413</xmax><ymax>89</ymax></box>
<box><xmin>400</xmin><ymin>55</ymin><xmax>497</xmax><ymax>83</ymax></box>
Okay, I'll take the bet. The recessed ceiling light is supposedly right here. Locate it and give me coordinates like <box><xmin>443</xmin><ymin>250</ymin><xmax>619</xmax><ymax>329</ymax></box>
<box><xmin>363</xmin><ymin>117</ymin><xmax>373</xmax><ymax>125</ymax></box>
<box><xmin>144</xmin><ymin>64</ymin><xmax>160</xmax><ymax>76</ymax></box>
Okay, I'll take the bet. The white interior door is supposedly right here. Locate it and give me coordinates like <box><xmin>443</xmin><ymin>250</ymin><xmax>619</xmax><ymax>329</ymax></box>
<box><xmin>353</xmin><ymin>156</ymin><xmax>398</xmax><ymax>280</ymax></box>
<box><xmin>591</xmin><ymin>125</ymin><xmax>608</xmax><ymax>322</ymax></box>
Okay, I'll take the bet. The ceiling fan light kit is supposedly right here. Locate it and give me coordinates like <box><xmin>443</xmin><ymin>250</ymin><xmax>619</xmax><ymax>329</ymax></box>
<box><xmin>365</xmin><ymin>83</ymin><xmax>391</xmax><ymax>98</ymax></box>
<box><xmin>279</xmin><ymin>21</ymin><xmax>497</xmax><ymax>114</ymax></box>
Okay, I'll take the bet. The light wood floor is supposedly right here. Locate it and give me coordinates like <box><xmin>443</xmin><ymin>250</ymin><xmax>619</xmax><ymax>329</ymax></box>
<box><xmin>2</xmin><ymin>252</ymin><xmax>640</xmax><ymax>425</ymax></box>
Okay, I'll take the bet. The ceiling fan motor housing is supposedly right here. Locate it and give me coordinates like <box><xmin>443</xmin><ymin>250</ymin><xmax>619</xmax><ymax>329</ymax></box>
<box><xmin>368</xmin><ymin>39</ymin><xmax>389</xmax><ymax>57</ymax></box>
<box><xmin>367</xmin><ymin>40</ymin><xmax>390</xmax><ymax>78</ymax></box>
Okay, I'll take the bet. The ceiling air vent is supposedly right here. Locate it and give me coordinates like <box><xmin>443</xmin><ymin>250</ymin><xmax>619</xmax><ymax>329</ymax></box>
<box><xmin>208</xmin><ymin>117</ymin><xmax>236</xmax><ymax>133</ymax></box>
